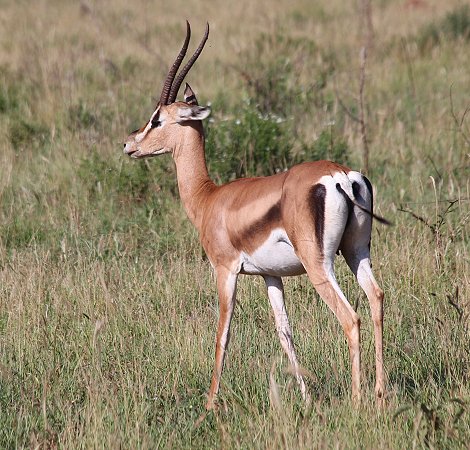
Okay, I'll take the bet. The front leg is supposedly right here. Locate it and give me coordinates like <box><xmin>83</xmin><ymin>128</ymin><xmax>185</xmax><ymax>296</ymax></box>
<box><xmin>206</xmin><ymin>266</ymin><xmax>238</xmax><ymax>410</ymax></box>
<box><xmin>264</xmin><ymin>275</ymin><xmax>308</xmax><ymax>402</ymax></box>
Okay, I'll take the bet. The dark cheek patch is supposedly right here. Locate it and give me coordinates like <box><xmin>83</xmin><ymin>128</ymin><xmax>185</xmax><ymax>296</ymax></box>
<box><xmin>308</xmin><ymin>183</ymin><xmax>326</xmax><ymax>254</ymax></box>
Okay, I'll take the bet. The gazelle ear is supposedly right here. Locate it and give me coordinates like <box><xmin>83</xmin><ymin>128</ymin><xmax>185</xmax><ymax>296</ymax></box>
<box><xmin>176</xmin><ymin>105</ymin><xmax>211</xmax><ymax>122</ymax></box>
<box><xmin>183</xmin><ymin>83</ymin><xmax>199</xmax><ymax>105</ymax></box>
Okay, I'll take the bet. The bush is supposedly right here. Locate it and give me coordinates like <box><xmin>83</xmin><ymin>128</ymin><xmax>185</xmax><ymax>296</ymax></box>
<box><xmin>417</xmin><ymin>5</ymin><xmax>470</xmax><ymax>52</ymax></box>
<box><xmin>8</xmin><ymin>118</ymin><xmax>50</xmax><ymax>149</ymax></box>
<box><xmin>303</xmin><ymin>127</ymin><xmax>350</xmax><ymax>166</ymax></box>
<box><xmin>0</xmin><ymin>85</ymin><xmax>19</xmax><ymax>114</ymax></box>
<box><xmin>0</xmin><ymin>67</ymin><xmax>27</xmax><ymax>114</ymax></box>
<box><xmin>236</xmin><ymin>32</ymin><xmax>334</xmax><ymax>117</ymax></box>
<box><xmin>78</xmin><ymin>151</ymin><xmax>162</xmax><ymax>201</ymax></box>
<box><xmin>1</xmin><ymin>218</ymin><xmax>46</xmax><ymax>249</ymax></box>
<box><xmin>67</xmin><ymin>101</ymin><xmax>99</xmax><ymax>130</ymax></box>
<box><xmin>205</xmin><ymin>103</ymin><xmax>292</xmax><ymax>182</ymax></box>
<box><xmin>205</xmin><ymin>102</ymin><xmax>350</xmax><ymax>182</ymax></box>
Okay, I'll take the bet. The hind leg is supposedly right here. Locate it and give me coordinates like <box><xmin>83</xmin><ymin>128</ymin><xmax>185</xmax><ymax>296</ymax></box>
<box><xmin>340</xmin><ymin>173</ymin><xmax>385</xmax><ymax>402</ymax></box>
<box><xmin>292</xmin><ymin>179</ymin><xmax>362</xmax><ymax>402</ymax></box>
<box><xmin>342</xmin><ymin>244</ymin><xmax>384</xmax><ymax>402</ymax></box>
<box><xmin>301</xmin><ymin>253</ymin><xmax>362</xmax><ymax>403</ymax></box>
<box><xmin>294</xmin><ymin>242</ymin><xmax>362</xmax><ymax>403</ymax></box>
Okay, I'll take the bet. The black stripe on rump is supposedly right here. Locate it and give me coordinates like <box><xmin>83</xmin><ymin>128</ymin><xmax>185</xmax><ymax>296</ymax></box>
<box><xmin>363</xmin><ymin>175</ymin><xmax>373</xmax><ymax>213</ymax></box>
<box><xmin>308</xmin><ymin>183</ymin><xmax>326</xmax><ymax>254</ymax></box>
<box><xmin>362</xmin><ymin>176</ymin><xmax>373</xmax><ymax>250</ymax></box>
<box><xmin>336</xmin><ymin>182</ymin><xmax>354</xmax><ymax>230</ymax></box>
<box><xmin>352</xmin><ymin>181</ymin><xmax>360</xmax><ymax>198</ymax></box>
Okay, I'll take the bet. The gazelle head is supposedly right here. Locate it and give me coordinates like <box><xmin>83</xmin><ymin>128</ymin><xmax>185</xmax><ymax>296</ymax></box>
<box><xmin>124</xmin><ymin>22</ymin><xmax>211</xmax><ymax>159</ymax></box>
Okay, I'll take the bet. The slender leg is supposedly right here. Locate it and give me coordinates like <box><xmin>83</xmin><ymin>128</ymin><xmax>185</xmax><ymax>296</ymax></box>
<box><xmin>206</xmin><ymin>266</ymin><xmax>238</xmax><ymax>410</ymax></box>
<box><xmin>342</xmin><ymin>249</ymin><xmax>385</xmax><ymax>403</ymax></box>
<box><xmin>264</xmin><ymin>275</ymin><xmax>308</xmax><ymax>401</ymax></box>
<box><xmin>297</xmin><ymin>247</ymin><xmax>361</xmax><ymax>403</ymax></box>
<box><xmin>339</xmin><ymin>175</ymin><xmax>385</xmax><ymax>404</ymax></box>
<box><xmin>339</xmin><ymin>172</ymin><xmax>385</xmax><ymax>404</ymax></box>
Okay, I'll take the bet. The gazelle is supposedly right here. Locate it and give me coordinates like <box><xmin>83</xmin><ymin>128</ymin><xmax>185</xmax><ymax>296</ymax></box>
<box><xmin>124</xmin><ymin>22</ymin><xmax>387</xmax><ymax>409</ymax></box>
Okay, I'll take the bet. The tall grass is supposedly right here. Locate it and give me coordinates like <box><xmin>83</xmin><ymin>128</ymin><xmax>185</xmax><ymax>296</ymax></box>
<box><xmin>0</xmin><ymin>0</ymin><xmax>469</xmax><ymax>448</ymax></box>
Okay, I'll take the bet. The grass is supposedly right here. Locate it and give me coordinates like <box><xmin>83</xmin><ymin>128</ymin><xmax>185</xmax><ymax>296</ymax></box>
<box><xmin>0</xmin><ymin>0</ymin><xmax>469</xmax><ymax>448</ymax></box>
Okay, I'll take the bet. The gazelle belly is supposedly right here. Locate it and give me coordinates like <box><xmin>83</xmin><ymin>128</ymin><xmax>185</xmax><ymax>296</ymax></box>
<box><xmin>239</xmin><ymin>228</ymin><xmax>306</xmax><ymax>276</ymax></box>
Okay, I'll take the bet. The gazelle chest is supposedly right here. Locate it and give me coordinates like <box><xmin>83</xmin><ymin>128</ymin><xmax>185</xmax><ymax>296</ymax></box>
<box><xmin>239</xmin><ymin>228</ymin><xmax>306</xmax><ymax>276</ymax></box>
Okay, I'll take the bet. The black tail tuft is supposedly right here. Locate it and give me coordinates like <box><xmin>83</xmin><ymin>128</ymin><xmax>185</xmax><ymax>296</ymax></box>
<box><xmin>354</xmin><ymin>202</ymin><xmax>393</xmax><ymax>226</ymax></box>
<box><xmin>336</xmin><ymin>182</ymin><xmax>392</xmax><ymax>226</ymax></box>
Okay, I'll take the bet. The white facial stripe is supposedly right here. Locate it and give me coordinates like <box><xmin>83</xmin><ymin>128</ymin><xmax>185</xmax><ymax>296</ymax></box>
<box><xmin>135</xmin><ymin>105</ymin><xmax>161</xmax><ymax>143</ymax></box>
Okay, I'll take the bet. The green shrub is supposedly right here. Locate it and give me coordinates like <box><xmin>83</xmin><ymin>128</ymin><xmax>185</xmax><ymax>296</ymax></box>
<box><xmin>8</xmin><ymin>118</ymin><xmax>50</xmax><ymax>149</ymax></box>
<box><xmin>236</xmin><ymin>32</ymin><xmax>333</xmax><ymax>116</ymax></box>
<box><xmin>205</xmin><ymin>102</ymin><xmax>350</xmax><ymax>182</ymax></box>
<box><xmin>302</xmin><ymin>127</ymin><xmax>350</xmax><ymax>166</ymax></box>
<box><xmin>105</xmin><ymin>56</ymin><xmax>141</xmax><ymax>83</ymax></box>
<box><xmin>0</xmin><ymin>85</ymin><xmax>19</xmax><ymax>114</ymax></box>
<box><xmin>417</xmin><ymin>5</ymin><xmax>470</xmax><ymax>52</ymax></box>
<box><xmin>78</xmin><ymin>151</ymin><xmax>160</xmax><ymax>200</ymax></box>
<box><xmin>2</xmin><ymin>218</ymin><xmax>46</xmax><ymax>249</ymax></box>
<box><xmin>0</xmin><ymin>67</ymin><xmax>27</xmax><ymax>114</ymax></box>
<box><xmin>205</xmin><ymin>103</ymin><xmax>292</xmax><ymax>182</ymax></box>
<box><xmin>67</xmin><ymin>101</ymin><xmax>99</xmax><ymax>130</ymax></box>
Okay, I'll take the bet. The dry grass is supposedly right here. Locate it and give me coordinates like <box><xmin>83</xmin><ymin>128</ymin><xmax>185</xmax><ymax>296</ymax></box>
<box><xmin>0</xmin><ymin>0</ymin><xmax>469</xmax><ymax>448</ymax></box>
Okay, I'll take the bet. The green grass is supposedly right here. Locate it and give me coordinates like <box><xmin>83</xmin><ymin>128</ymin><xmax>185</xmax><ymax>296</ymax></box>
<box><xmin>0</xmin><ymin>0</ymin><xmax>469</xmax><ymax>448</ymax></box>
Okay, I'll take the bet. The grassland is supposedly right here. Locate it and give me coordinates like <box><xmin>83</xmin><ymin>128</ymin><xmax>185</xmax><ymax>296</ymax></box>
<box><xmin>0</xmin><ymin>0</ymin><xmax>469</xmax><ymax>448</ymax></box>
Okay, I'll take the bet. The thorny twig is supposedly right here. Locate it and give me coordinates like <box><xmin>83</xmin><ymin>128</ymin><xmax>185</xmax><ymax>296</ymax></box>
<box><xmin>447</xmin><ymin>286</ymin><xmax>463</xmax><ymax>320</ymax></box>
<box><xmin>426</xmin><ymin>155</ymin><xmax>443</xmax><ymax>181</ymax></box>
<box><xmin>449</xmin><ymin>85</ymin><xmax>470</xmax><ymax>147</ymax></box>
<box><xmin>397</xmin><ymin>199</ymin><xmax>459</xmax><ymax>236</ymax></box>
<box><xmin>334</xmin><ymin>86</ymin><xmax>360</xmax><ymax>123</ymax></box>
<box><xmin>394</xmin><ymin>399</ymin><xmax>469</xmax><ymax>448</ymax></box>
<box><xmin>358</xmin><ymin>0</ymin><xmax>373</xmax><ymax>174</ymax></box>
<box><xmin>360</xmin><ymin>0</ymin><xmax>374</xmax><ymax>51</ymax></box>
<box><xmin>359</xmin><ymin>46</ymin><xmax>369</xmax><ymax>173</ymax></box>
<box><xmin>335</xmin><ymin>0</ymin><xmax>372</xmax><ymax>172</ymax></box>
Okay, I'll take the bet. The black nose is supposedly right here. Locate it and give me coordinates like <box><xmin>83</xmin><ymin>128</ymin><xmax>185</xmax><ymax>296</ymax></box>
<box><xmin>123</xmin><ymin>143</ymin><xmax>126</xmax><ymax>148</ymax></box>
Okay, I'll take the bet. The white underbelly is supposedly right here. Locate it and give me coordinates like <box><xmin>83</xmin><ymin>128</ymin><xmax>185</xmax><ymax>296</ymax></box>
<box><xmin>240</xmin><ymin>229</ymin><xmax>306</xmax><ymax>276</ymax></box>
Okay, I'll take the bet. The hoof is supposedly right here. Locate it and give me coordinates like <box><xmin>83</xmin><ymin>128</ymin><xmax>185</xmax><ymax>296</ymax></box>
<box><xmin>375</xmin><ymin>387</ymin><xmax>385</xmax><ymax>408</ymax></box>
<box><xmin>205</xmin><ymin>396</ymin><xmax>217</xmax><ymax>411</ymax></box>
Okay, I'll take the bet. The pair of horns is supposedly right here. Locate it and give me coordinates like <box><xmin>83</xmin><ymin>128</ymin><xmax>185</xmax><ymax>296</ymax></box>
<box><xmin>159</xmin><ymin>21</ymin><xmax>209</xmax><ymax>105</ymax></box>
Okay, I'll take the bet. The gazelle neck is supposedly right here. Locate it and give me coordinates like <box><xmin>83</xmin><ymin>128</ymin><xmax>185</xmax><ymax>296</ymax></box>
<box><xmin>172</xmin><ymin>122</ymin><xmax>216</xmax><ymax>229</ymax></box>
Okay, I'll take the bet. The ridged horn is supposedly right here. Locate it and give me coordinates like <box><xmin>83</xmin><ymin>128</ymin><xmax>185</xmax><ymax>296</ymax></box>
<box><xmin>159</xmin><ymin>21</ymin><xmax>191</xmax><ymax>105</ymax></box>
<box><xmin>168</xmin><ymin>22</ymin><xmax>209</xmax><ymax>103</ymax></box>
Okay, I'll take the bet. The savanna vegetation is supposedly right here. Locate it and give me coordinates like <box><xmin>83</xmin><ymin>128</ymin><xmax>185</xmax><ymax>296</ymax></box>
<box><xmin>0</xmin><ymin>0</ymin><xmax>469</xmax><ymax>448</ymax></box>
